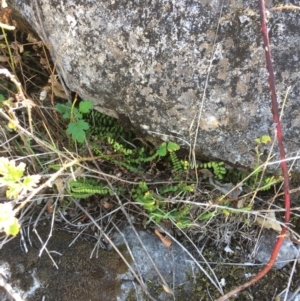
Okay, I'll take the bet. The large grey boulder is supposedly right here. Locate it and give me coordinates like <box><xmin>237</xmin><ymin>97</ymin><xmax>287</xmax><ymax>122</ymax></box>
<box><xmin>7</xmin><ymin>0</ymin><xmax>300</xmax><ymax>173</ymax></box>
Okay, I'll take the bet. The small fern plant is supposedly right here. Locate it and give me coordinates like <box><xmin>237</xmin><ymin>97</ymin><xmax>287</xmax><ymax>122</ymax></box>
<box><xmin>92</xmin><ymin>140</ymin><xmax>182</xmax><ymax>174</ymax></box>
<box><xmin>83</xmin><ymin>110</ymin><xmax>127</xmax><ymax>141</ymax></box>
<box><xmin>156</xmin><ymin>142</ymin><xmax>183</xmax><ymax>172</ymax></box>
<box><xmin>67</xmin><ymin>178</ymin><xmax>115</xmax><ymax>199</ymax></box>
<box><xmin>180</xmin><ymin>159</ymin><xmax>227</xmax><ymax>179</ymax></box>
<box><xmin>132</xmin><ymin>181</ymin><xmax>194</xmax><ymax>228</ymax></box>
<box><xmin>199</xmin><ymin>161</ymin><xmax>227</xmax><ymax>179</ymax></box>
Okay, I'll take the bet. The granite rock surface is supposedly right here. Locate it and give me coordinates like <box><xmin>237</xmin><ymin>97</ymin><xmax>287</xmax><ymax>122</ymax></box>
<box><xmin>7</xmin><ymin>0</ymin><xmax>300</xmax><ymax>173</ymax></box>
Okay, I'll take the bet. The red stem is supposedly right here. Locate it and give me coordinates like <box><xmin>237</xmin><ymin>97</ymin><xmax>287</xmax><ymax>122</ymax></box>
<box><xmin>215</xmin><ymin>1</ymin><xmax>291</xmax><ymax>300</ymax></box>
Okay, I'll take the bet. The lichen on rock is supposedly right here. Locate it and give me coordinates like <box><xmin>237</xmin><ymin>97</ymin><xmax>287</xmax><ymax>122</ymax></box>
<box><xmin>8</xmin><ymin>0</ymin><xmax>300</xmax><ymax>173</ymax></box>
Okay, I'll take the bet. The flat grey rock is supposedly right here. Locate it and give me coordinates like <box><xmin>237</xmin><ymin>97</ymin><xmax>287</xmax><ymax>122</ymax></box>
<box><xmin>112</xmin><ymin>226</ymin><xmax>198</xmax><ymax>301</ymax></box>
<box><xmin>280</xmin><ymin>292</ymin><xmax>300</xmax><ymax>301</ymax></box>
<box><xmin>255</xmin><ymin>230</ymin><xmax>298</xmax><ymax>269</ymax></box>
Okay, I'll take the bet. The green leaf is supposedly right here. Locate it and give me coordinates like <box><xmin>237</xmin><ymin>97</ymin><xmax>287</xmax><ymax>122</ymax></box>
<box><xmin>156</xmin><ymin>143</ymin><xmax>167</xmax><ymax>157</ymax></box>
<box><xmin>67</xmin><ymin>120</ymin><xmax>90</xmax><ymax>143</ymax></box>
<box><xmin>176</xmin><ymin>218</ymin><xmax>193</xmax><ymax>229</ymax></box>
<box><xmin>72</xmin><ymin>107</ymin><xmax>82</xmax><ymax>120</ymax></box>
<box><xmin>56</xmin><ymin>103</ymin><xmax>82</xmax><ymax>120</ymax></box>
<box><xmin>222</xmin><ymin>209</ymin><xmax>230</xmax><ymax>218</ymax></box>
<box><xmin>138</xmin><ymin>182</ymin><xmax>149</xmax><ymax>192</ymax></box>
<box><xmin>0</xmin><ymin>158</ymin><xmax>41</xmax><ymax>199</ymax></box>
<box><xmin>167</xmin><ymin>142</ymin><xmax>180</xmax><ymax>152</ymax></box>
<box><xmin>143</xmin><ymin>201</ymin><xmax>157</xmax><ymax>211</ymax></box>
<box><xmin>199</xmin><ymin>211</ymin><xmax>217</xmax><ymax>221</ymax></box>
<box><xmin>55</xmin><ymin>103</ymin><xmax>72</xmax><ymax>119</ymax></box>
<box><xmin>242</xmin><ymin>206</ymin><xmax>252</xmax><ymax>211</ymax></box>
<box><xmin>0</xmin><ymin>203</ymin><xmax>20</xmax><ymax>236</ymax></box>
<box><xmin>79</xmin><ymin>100</ymin><xmax>93</xmax><ymax>113</ymax></box>
<box><xmin>7</xmin><ymin>219</ymin><xmax>20</xmax><ymax>236</ymax></box>
<box><xmin>23</xmin><ymin>51</ymin><xmax>31</xmax><ymax>56</ymax></box>
<box><xmin>255</xmin><ymin>135</ymin><xmax>271</xmax><ymax>145</ymax></box>
<box><xmin>180</xmin><ymin>184</ymin><xmax>194</xmax><ymax>192</ymax></box>
<box><xmin>261</xmin><ymin>135</ymin><xmax>271</xmax><ymax>144</ymax></box>
<box><xmin>0</xmin><ymin>158</ymin><xmax>25</xmax><ymax>184</ymax></box>
<box><xmin>22</xmin><ymin>175</ymin><xmax>41</xmax><ymax>191</ymax></box>
<box><xmin>252</xmin><ymin>166</ymin><xmax>262</xmax><ymax>175</ymax></box>
<box><xmin>6</xmin><ymin>184</ymin><xmax>23</xmax><ymax>199</ymax></box>
<box><xmin>254</xmin><ymin>138</ymin><xmax>261</xmax><ymax>144</ymax></box>
<box><xmin>49</xmin><ymin>164</ymin><xmax>62</xmax><ymax>170</ymax></box>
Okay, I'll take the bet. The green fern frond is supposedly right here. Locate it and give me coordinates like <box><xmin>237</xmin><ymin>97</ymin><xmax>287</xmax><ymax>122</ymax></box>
<box><xmin>178</xmin><ymin>182</ymin><xmax>194</xmax><ymax>192</ymax></box>
<box><xmin>180</xmin><ymin>160</ymin><xmax>191</xmax><ymax>171</ymax></box>
<box><xmin>68</xmin><ymin>179</ymin><xmax>113</xmax><ymax>199</ymax></box>
<box><xmin>132</xmin><ymin>183</ymin><xmax>160</xmax><ymax>213</ymax></box>
<box><xmin>132</xmin><ymin>181</ymin><xmax>193</xmax><ymax>227</ymax></box>
<box><xmin>159</xmin><ymin>185</ymin><xmax>179</xmax><ymax>194</ymax></box>
<box><xmin>257</xmin><ymin>175</ymin><xmax>283</xmax><ymax>191</ymax></box>
<box><xmin>159</xmin><ymin>182</ymin><xmax>194</xmax><ymax>195</ymax></box>
<box><xmin>83</xmin><ymin>110</ymin><xmax>128</xmax><ymax>140</ymax></box>
<box><xmin>178</xmin><ymin>204</ymin><xmax>191</xmax><ymax>217</ymax></box>
<box><xmin>167</xmin><ymin>141</ymin><xmax>180</xmax><ymax>152</ymax></box>
<box><xmin>107</xmin><ymin>137</ymin><xmax>133</xmax><ymax>155</ymax></box>
<box><xmin>199</xmin><ymin>161</ymin><xmax>226</xmax><ymax>179</ymax></box>
<box><xmin>170</xmin><ymin>152</ymin><xmax>182</xmax><ymax>173</ymax></box>
<box><xmin>92</xmin><ymin>145</ymin><xmax>103</xmax><ymax>156</ymax></box>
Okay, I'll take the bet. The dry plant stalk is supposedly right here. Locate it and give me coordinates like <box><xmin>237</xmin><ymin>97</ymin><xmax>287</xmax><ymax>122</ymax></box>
<box><xmin>216</xmin><ymin>1</ymin><xmax>291</xmax><ymax>300</ymax></box>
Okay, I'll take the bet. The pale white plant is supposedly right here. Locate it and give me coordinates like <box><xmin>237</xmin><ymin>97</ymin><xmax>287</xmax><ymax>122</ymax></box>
<box><xmin>0</xmin><ymin>157</ymin><xmax>41</xmax><ymax>236</ymax></box>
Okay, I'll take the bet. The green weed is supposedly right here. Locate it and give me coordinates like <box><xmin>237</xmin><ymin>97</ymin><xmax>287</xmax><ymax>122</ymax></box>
<box><xmin>55</xmin><ymin>100</ymin><xmax>93</xmax><ymax>143</ymax></box>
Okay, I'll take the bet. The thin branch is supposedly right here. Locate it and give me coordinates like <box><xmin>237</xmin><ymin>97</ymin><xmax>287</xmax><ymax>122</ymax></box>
<box><xmin>215</xmin><ymin>0</ymin><xmax>291</xmax><ymax>300</ymax></box>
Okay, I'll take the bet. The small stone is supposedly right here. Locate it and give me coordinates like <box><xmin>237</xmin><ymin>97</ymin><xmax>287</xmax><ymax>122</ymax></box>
<box><xmin>255</xmin><ymin>230</ymin><xmax>298</xmax><ymax>269</ymax></box>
